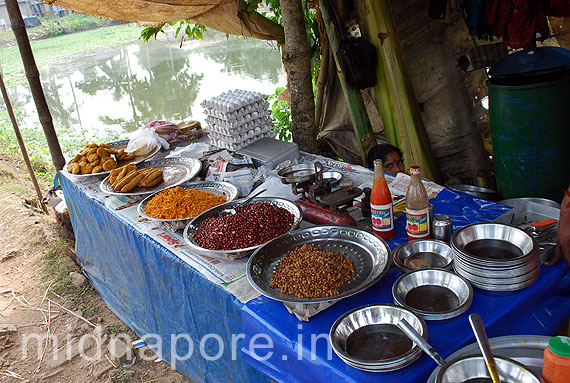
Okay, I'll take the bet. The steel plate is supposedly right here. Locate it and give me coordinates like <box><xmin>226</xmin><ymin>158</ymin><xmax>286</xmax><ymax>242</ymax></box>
<box><xmin>277</xmin><ymin>163</ymin><xmax>318</xmax><ymax>184</ymax></box>
<box><xmin>99</xmin><ymin>157</ymin><xmax>201</xmax><ymax>196</ymax></box>
<box><xmin>63</xmin><ymin>139</ymin><xmax>160</xmax><ymax>178</ymax></box>
<box><xmin>183</xmin><ymin>197</ymin><xmax>303</xmax><ymax>260</ymax></box>
<box><xmin>137</xmin><ymin>181</ymin><xmax>239</xmax><ymax>230</ymax></box>
<box><xmin>247</xmin><ymin>225</ymin><xmax>391</xmax><ymax>303</ymax></box>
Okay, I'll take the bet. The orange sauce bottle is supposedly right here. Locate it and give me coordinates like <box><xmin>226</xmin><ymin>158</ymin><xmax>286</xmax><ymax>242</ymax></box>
<box><xmin>370</xmin><ymin>159</ymin><xmax>394</xmax><ymax>240</ymax></box>
<box><xmin>543</xmin><ymin>336</ymin><xmax>570</xmax><ymax>383</ymax></box>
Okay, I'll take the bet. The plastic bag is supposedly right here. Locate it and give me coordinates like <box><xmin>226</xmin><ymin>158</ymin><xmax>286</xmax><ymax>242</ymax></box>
<box><xmin>126</xmin><ymin>129</ymin><xmax>169</xmax><ymax>156</ymax></box>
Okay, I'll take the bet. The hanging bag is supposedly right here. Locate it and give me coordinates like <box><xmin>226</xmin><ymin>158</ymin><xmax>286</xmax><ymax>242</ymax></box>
<box><xmin>326</xmin><ymin>0</ymin><xmax>378</xmax><ymax>89</ymax></box>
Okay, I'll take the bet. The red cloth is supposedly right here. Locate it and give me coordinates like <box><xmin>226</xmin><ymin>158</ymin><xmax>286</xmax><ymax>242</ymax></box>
<box><xmin>488</xmin><ymin>0</ymin><xmax>568</xmax><ymax>49</ymax></box>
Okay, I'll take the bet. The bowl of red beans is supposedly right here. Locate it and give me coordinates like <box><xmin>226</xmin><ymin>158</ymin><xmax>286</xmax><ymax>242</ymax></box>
<box><xmin>182</xmin><ymin>196</ymin><xmax>303</xmax><ymax>260</ymax></box>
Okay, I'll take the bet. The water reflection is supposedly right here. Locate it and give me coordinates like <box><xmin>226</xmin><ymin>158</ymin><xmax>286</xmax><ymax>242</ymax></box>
<box><xmin>3</xmin><ymin>30</ymin><xmax>284</xmax><ymax>148</ymax></box>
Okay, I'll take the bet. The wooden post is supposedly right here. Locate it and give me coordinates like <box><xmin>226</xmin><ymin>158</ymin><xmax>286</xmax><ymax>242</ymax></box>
<box><xmin>319</xmin><ymin>0</ymin><xmax>376</xmax><ymax>165</ymax></box>
<box><xmin>356</xmin><ymin>0</ymin><xmax>440</xmax><ymax>182</ymax></box>
<box><xmin>6</xmin><ymin>0</ymin><xmax>65</xmax><ymax>171</ymax></box>
<box><xmin>0</xmin><ymin>73</ymin><xmax>49</xmax><ymax>214</ymax></box>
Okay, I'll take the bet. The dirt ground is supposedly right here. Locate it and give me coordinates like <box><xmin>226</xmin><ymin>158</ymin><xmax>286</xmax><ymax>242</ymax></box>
<box><xmin>0</xmin><ymin>154</ymin><xmax>190</xmax><ymax>382</ymax></box>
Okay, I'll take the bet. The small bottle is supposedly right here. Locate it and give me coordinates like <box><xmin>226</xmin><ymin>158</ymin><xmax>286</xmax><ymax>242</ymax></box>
<box><xmin>543</xmin><ymin>335</ymin><xmax>570</xmax><ymax>383</ymax></box>
<box><xmin>370</xmin><ymin>159</ymin><xmax>394</xmax><ymax>240</ymax></box>
<box><xmin>406</xmin><ymin>166</ymin><xmax>431</xmax><ymax>241</ymax></box>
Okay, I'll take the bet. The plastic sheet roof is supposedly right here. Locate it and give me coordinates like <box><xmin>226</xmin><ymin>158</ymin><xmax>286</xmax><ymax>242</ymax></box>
<box><xmin>50</xmin><ymin>0</ymin><xmax>284</xmax><ymax>40</ymax></box>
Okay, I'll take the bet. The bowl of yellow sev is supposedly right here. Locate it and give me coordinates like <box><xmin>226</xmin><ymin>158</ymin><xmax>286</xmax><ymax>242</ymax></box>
<box><xmin>137</xmin><ymin>181</ymin><xmax>239</xmax><ymax>230</ymax></box>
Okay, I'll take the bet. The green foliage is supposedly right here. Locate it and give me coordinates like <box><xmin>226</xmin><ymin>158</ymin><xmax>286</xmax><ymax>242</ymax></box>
<box><xmin>269</xmin><ymin>87</ymin><xmax>292</xmax><ymax>142</ymax></box>
<box><xmin>140</xmin><ymin>21</ymin><xmax>207</xmax><ymax>47</ymax></box>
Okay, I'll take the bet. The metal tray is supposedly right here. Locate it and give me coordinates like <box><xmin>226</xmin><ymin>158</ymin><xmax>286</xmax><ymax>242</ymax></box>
<box><xmin>427</xmin><ymin>335</ymin><xmax>550</xmax><ymax>382</ymax></box>
<box><xmin>247</xmin><ymin>225</ymin><xmax>392</xmax><ymax>303</ymax></box>
<box><xmin>183</xmin><ymin>197</ymin><xmax>303</xmax><ymax>260</ymax></box>
<box><xmin>277</xmin><ymin>163</ymin><xmax>319</xmax><ymax>184</ymax></box>
<box><xmin>494</xmin><ymin>201</ymin><xmax>560</xmax><ymax>226</ymax></box>
<box><xmin>137</xmin><ymin>181</ymin><xmax>239</xmax><ymax>230</ymax></box>
<box><xmin>63</xmin><ymin>139</ymin><xmax>160</xmax><ymax>178</ymax></box>
<box><xmin>99</xmin><ymin>157</ymin><xmax>201</xmax><ymax>196</ymax></box>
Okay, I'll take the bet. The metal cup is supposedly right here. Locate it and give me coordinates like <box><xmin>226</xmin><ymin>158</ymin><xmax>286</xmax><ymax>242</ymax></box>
<box><xmin>433</xmin><ymin>214</ymin><xmax>453</xmax><ymax>243</ymax></box>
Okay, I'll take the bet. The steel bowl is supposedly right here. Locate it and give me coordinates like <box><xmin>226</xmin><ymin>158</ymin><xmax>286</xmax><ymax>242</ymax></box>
<box><xmin>435</xmin><ymin>354</ymin><xmax>543</xmax><ymax>383</ymax></box>
<box><xmin>451</xmin><ymin>223</ymin><xmax>538</xmax><ymax>264</ymax></box>
<box><xmin>277</xmin><ymin>163</ymin><xmax>318</xmax><ymax>184</ymax></box>
<box><xmin>330</xmin><ymin>304</ymin><xmax>427</xmax><ymax>371</ymax></box>
<box><xmin>392</xmin><ymin>269</ymin><xmax>473</xmax><ymax>321</ymax></box>
<box><xmin>247</xmin><ymin>225</ymin><xmax>391</xmax><ymax>304</ymax></box>
<box><xmin>498</xmin><ymin>197</ymin><xmax>560</xmax><ymax>209</ymax></box>
<box><xmin>393</xmin><ymin>240</ymin><xmax>454</xmax><ymax>272</ymax></box>
<box><xmin>322</xmin><ymin>171</ymin><xmax>343</xmax><ymax>185</ymax></box>
<box><xmin>447</xmin><ymin>184</ymin><xmax>497</xmax><ymax>201</ymax></box>
<box><xmin>137</xmin><ymin>181</ymin><xmax>239</xmax><ymax>230</ymax></box>
<box><xmin>182</xmin><ymin>197</ymin><xmax>303</xmax><ymax>260</ymax></box>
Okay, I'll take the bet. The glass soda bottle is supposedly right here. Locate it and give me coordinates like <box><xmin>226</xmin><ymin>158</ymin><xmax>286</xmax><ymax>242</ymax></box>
<box><xmin>406</xmin><ymin>166</ymin><xmax>430</xmax><ymax>241</ymax></box>
<box><xmin>370</xmin><ymin>159</ymin><xmax>394</xmax><ymax>240</ymax></box>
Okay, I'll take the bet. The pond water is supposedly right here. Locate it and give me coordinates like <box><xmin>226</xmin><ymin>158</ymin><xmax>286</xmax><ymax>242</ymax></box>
<box><xmin>4</xmin><ymin>30</ymin><xmax>285</xmax><ymax>150</ymax></box>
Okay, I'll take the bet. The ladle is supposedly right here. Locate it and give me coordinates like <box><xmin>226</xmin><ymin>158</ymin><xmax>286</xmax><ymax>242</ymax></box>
<box><xmin>397</xmin><ymin>318</ymin><xmax>445</xmax><ymax>367</ymax></box>
<box><xmin>218</xmin><ymin>188</ymin><xmax>267</xmax><ymax>217</ymax></box>
<box><xmin>469</xmin><ymin>313</ymin><xmax>501</xmax><ymax>383</ymax></box>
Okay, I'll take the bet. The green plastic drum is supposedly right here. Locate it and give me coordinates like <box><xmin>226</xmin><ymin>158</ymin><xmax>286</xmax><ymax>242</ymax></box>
<box><xmin>488</xmin><ymin>48</ymin><xmax>570</xmax><ymax>203</ymax></box>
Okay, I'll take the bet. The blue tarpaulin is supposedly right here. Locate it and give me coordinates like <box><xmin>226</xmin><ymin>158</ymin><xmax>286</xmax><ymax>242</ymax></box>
<box><xmin>59</xmin><ymin>173</ymin><xmax>269</xmax><ymax>383</ymax></box>
<box><xmin>241</xmin><ymin>189</ymin><xmax>570</xmax><ymax>383</ymax></box>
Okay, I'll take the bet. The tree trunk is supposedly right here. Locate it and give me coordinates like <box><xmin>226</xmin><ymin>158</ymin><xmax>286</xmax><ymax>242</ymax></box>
<box><xmin>280</xmin><ymin>0</ymin><xmax>319</xmax><ymax>153</ymax></box>
<box><xmin>6</xmin><ymin>0</ymin><xmax>65</xmax><ymax>171</ymax></box>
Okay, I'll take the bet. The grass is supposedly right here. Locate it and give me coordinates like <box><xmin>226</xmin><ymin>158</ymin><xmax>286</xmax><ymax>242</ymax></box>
<box><xmin>0</xmin><ymin>22</ymin><xmax>141</xmax><ymax>87</ymax></box>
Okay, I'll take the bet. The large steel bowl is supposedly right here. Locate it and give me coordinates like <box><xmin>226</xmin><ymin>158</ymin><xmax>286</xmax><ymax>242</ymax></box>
<box><xmin>330</xmin><ymin>304</ymin><xmax>427</xmax><ymax>372</ymax></box>
<box><xmin>435</xmin><ymin>354</ymin><xmax>543</xmax><ymax>383</ymax></box>
<box><xmin>182</xmin><ymin>197</ymin><xmax>302</xmax><ymax>260</ymax></box>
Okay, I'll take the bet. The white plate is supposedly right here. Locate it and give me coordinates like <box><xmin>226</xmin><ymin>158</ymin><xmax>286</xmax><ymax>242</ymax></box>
<box><xmin>99</xmin><ymin>157</ymin><xmax>201</xmax><ymax>196</ymax></box>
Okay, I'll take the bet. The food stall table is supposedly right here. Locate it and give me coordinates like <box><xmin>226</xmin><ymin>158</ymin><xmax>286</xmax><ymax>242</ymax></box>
<box><xmin>241</xmin><ymin>189</ymin><xmax>570</xmax><ymax>383</ymax></box>
<box><xmin>58</xmin><ymin>173</ymin><xmax>270</xmax><ymax>383</ymax></box>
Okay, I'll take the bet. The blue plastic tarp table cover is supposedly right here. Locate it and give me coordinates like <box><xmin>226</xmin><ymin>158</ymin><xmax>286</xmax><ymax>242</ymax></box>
<box><xmin>241</xmin><ymin>189</ymin><xmax>570</xmax><ymax>383</ymax></box>
<box><xmin>58</xmin><ymin>173</ymin><xmax>269</xmax><ymax>383</ymax></box>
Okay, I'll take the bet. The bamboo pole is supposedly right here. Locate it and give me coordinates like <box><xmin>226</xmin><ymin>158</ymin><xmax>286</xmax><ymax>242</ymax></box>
<box><xmin>0</xmin><ymin>74</ymin><xmax>49</xmax><ymax>214</ymax></box>
<box><xmin>6</xmin><ymin>0</ymin><xmax>65</xmax><ymax>171</ymax></box>
<box><xmin>356</xmin><ymin>0</ymin><xmax>440</xmax><ymax>182</ymax></box>
<box><xmin>319</xmin><ymin>0</ymin><xmax>376</xmax><ymax>165</ymax></box>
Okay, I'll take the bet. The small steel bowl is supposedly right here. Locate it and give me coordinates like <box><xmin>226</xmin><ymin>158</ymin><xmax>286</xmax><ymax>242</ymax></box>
<box><xmin>322</xmin><ymin>171</ymin><xmax>343</xmax><ymax>185</ymax></box>
<box><xmin>182</xmin><ymin>197</ymin><xmax>303</xmax><ymax>260</ymax></box>
<box><xmin>435</xmin><ymin>354</ymin><xmax>543</xmax><ymax>383</ymax></box>
<box><xmin>330</xmin><ymin>304</ymin><xmax>427</xmax><ymax>371</ymax></box>
<box><xmin>393</xmin><ymin>240</ymin><xmax>454</xmax><ymax>272</ymax></box>
<box><xmin>392</xmin><ymin>269</ymin><xmax>473</xmax><ymax>321</ymax></box>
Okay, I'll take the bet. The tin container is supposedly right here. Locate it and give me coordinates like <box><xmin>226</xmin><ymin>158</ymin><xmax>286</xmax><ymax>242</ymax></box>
<box><xmin>433</xmin><ymin>215</ymin><xmax>453</xmax><ymax>243</ymax></box>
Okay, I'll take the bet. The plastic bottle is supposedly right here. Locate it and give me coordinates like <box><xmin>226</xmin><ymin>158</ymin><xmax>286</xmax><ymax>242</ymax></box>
<box><xmin>543</xmin><ymin>335</ymin><xmax>570</xmax><ymax>383</ymax></box>
<box><xmin>405</xmin><ymin>166</ymin><xmax>431</xmax><ymax>241</ymax></box>
<box><xmin>370</xmin><ymin>159</ymin><xmax>394</xmax><ymax>240</ymax></box>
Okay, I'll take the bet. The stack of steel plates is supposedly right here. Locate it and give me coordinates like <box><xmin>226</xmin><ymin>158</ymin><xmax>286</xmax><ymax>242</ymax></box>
<box><xmin>329</xmin><ymin>304</ymin><xmax>427</xmax><ymax>372</ymax></box>
<box><xmin>450</xmin><ymin>223</ymin><xmax>540</xmax><ymax>293</ymax></box>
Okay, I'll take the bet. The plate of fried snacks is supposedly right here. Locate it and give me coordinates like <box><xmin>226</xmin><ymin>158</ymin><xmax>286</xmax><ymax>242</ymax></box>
<box><xmin>99</xmin><ymin>157</ymin><xmax>201</xmax><ymax>196</ymax></box>
<box><xmin>137</xmin><ymin>181</ymin><xmax>239</xmax><ymax>230</ymax></box>
<box><xmin>63</xmin><ymin>140</ymin><xmax>160</xmax><ymax>177</ymax></box>
<box><xmin>246</xmin><ymin>225</ymin><xmax>392</xmax><ymax>303</ymax></box>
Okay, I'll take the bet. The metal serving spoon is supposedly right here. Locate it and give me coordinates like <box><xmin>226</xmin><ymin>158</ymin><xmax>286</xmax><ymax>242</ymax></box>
<box><xmin>218</xmin><ymin>188</ymin><xmax>267</xmax><ymax>217</ymax></box>
<box><xmin>397</xmin><ymin>318</ymin><xmax>446</xmax><ymax>367</ymax></box>
<box><xmin>469</xmin><ymin>313</ymin><xmax>501</xmax><ymax>383</ymax></box>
